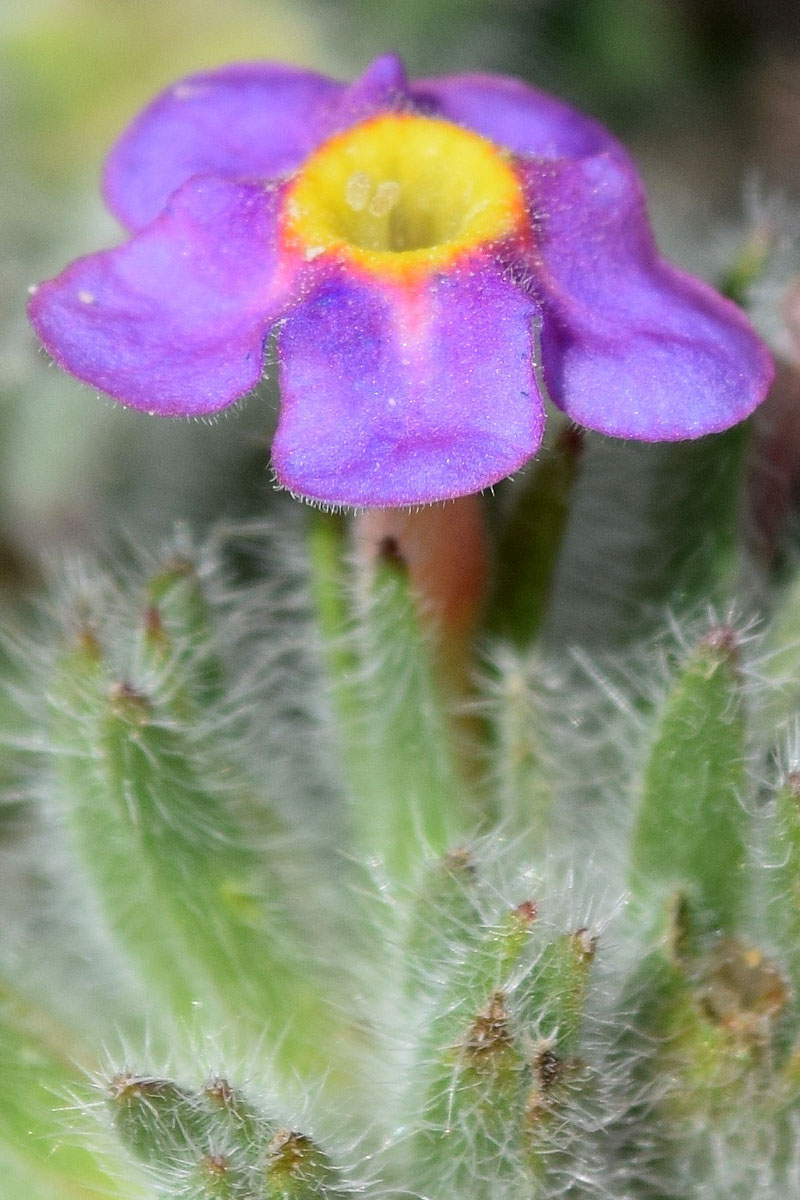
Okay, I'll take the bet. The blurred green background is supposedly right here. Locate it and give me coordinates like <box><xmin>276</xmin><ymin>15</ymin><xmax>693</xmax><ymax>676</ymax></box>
<box><xmin>2</xmin><ymin>0</ymin><xmax>800</xmax><ymax>579</ymax></box>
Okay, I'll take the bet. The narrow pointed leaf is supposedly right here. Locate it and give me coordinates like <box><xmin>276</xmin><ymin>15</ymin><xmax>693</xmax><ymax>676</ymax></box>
<box><xmin>765</xmin><ymin>772</ymin><xmax>800</xmax><ymax>1004</ymax></box>
<box><xmin>487</xmin><ymin>425</ymin><xmax>582</xmax><ymax>648</ymax></box>
<box><xmin>50</xmin><ymin>631</ymin><xmax>327</xmax><ymax>1069</ymax></box>
<box><xmin>403</xmin><ymin>847</ymin><xmax>482</xmax><ymax>998</ymax></box>
<box><xmin>630</xmin><ymin>628</ymin><xmax>748</xmax><ymax>932</ymax></box>
<box><xmin>354</xmin><ymin>546</ymin><xmax>471</xmax><ymax>878</ymax></box>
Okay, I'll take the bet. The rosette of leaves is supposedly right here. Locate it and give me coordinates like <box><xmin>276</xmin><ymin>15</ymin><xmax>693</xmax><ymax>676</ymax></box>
<box><xmin>3</xmin><ymin>390</ymin><xmax>800</xmax><ymax>1200</ymax></box>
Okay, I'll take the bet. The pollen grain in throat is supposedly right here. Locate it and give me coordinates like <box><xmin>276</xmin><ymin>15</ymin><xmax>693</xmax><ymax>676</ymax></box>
<box><xmin>282</xmin><ymin>113</ymin><xmax>527</xmax><ymax>276</ymax></box>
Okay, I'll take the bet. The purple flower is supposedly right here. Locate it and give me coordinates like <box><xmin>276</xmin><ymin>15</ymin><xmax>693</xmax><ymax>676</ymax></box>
<box><xmin>29</xmin><ymin>55</ymin><xmax>773</xmax><ymax>508</ymax></box>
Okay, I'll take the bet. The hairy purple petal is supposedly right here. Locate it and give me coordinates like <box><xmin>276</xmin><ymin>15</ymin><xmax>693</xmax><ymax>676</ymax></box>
<box><xmin>525</xmin><ymin>154</ymin><xmax>775</xmax><ymax>439</ymax></box>
<box><xmin>29</xmin><ymin>176</ymin><xmax>294</xmax><ymax>416</ymax></box>
<box><xmin>104</xmin><ymin>63</ymin><xmax>345</xmax><ymax>230</ymax></box>
<box><xmin>336</xmin><ymin>53</ymin><xmax>410</xmax><ymax>121</ymax></box>
<box><xmin>104</xmin><ymin>57</ymin><xmax>413</xmax><ymax>233</ymax></box>
<box><xmin>411</xmin><ymin>72</ymin><xmax>630</xmax><ymax>163</ymax></box>
<box><xmin>272</xmin><ymin>258</ymin><xmax>545</xmax><ymax>507</ymax></box>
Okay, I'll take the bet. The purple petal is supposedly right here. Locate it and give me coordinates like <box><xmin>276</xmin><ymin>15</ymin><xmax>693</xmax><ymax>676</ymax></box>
<box><xmin>104</xmin><ymin>63</ymin><xmax>345</xmax><ymax>230</ymax></box>
<box><xmin>103</xmin><ymin>57</ymin><xmax>413</xmax><ymax>233</ymax></box>
<box><xmin>411</xmin><ymin>72</ymin><xmax>630</xmax><ymax>163</ymax></box>
<box><xmin>29</xmin><ymin>176</ymin><xmax>294</xmax><ymax>416</ymax></box>
<box><xmin>272</xmin><ymin>258</ymin><xmax>545</xmax><ymax>507</ymax></box>
<box><xmin>336</xmin><ymin>54</ymin><xmax>410</xmax><ymax>121</ymax></box>
<box><xmin>525</xmin><ymin>154</ymin><xmax>774</xmax><ymax>439</ymax></box>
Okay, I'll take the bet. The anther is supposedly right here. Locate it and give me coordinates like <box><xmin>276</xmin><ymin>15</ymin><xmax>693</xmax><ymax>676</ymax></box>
<box><xmin>368</xmin><ymin>180</ymin><xmax>401</xmax><ymax>218</ymax></box>
<box><xmin>345</xmin><ymin>171</ymin><xmax>371</xmax><ymax>212</ymax></box>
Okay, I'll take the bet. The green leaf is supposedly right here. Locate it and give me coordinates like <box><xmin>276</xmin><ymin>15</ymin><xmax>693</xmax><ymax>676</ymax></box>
<box><xmin>413</xmin><ymin>901</ymin><xmax>536</xmax><ymax>1073</ymax></box>
<box><xmin>486</xmin><ymin>425</ymin><xmax>582</xmax><ymax>648</ymax></box>
<box><xmin>629</xmin><ymin>428</ymin><xmax>749</xmax><ymax>620</ymax></box>
<box><xmin>110</xmin><ymin>1073</ymin><xmax>273</xmax><ymax>1198</ymax></box>
<box><xmin>520</xmin><ymin>928</ymin><xmax>595</xmax><ymax>1057</ymax></box>
<box><xmin>202</xmin><ymin>1077</ymin><xmax>276</xmax><ymax>1158</ymax></box>
<box><xmin>402</xmin><ymin>847</ymin><xmax>482</xmax><ymax>999</ymax></box>
<box><xmin>140</xmin><ymin>555</ymin><xmax>225</xmax><ymax>716</ymax></box>
<box><xmin>765</xmin><ymin>772</ymin><xmax>800</xmax><ymax>1004</ymax></box>
<box><xmin>625</xmin><ymin>903</ymin><xmax>787</xmax><ymax>1132</ymax></box>
<box><xmin>260</xmin><ymin>1129</ymin><xmax>350</xmax><ymax>1200</ymax></box>
<box><xmin>487</xmin><ymin>650</ymin><xmax>554</xmax><ymax>844</ymax></box>
<box><xmin>717</xmin><ymin>224</ymin><xmax>774</xmax><ymax>307</ymax></box>
<box><xmin>409</xmin><ymin>990</ymin><xmax>528</xmax><ymax>1199</ymax></box>
<box><xmin>306</xmin><ymin>511</ymin><xmax>361</xmax><ymax>740</ymax></box>
<box><xmin>546</xmin><ymin>426</ymin><xmax>750</xmax><ymax>646</ymax></box>
<box><xmin>49</xmin><ymin>630</ymin><xmax>327</xmax><ymax>1070</ymax></box>
<box><xmin>110</xmin><ymin>1076</ymin><xmax>210</xmax><ymax>1167</ymax></box>
<box><xmin>630</xmin><ymin>628</ymin><xmax>749</xmax><ymax>932</ymax></box>
<box><xmin>354</xmin><ymin>545</ymin><xmax>472</xmax><ymax>878</ymax></box>
<box><xmin>0</xmin><ymin>979</ymin><xmax>138</xmax><ymax>1200</ymax></box>
<box><xmin>759</xmin><ymin>566</ymin><xmax>800</xmax><ymax>731</ymax></box>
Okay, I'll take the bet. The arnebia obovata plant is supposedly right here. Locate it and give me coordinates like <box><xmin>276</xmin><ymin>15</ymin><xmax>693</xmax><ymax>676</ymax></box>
<box><xmin>5</xmin><ymin>52</ymin><xmax>800</xmax><ymax>1200</ymax></box>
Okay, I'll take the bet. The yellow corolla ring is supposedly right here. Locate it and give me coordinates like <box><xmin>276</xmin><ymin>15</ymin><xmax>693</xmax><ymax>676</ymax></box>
<box><xmin>281</xmin><ymin>113</ymin><xmax>528</xmax><ymax>277</ymax></box>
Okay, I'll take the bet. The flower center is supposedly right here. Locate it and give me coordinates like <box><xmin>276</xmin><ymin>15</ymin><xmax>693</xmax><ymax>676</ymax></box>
<box><xmin>282</xmin><ymin>113</ymin><xmax>527</xmax><ymax>274</ymax></box>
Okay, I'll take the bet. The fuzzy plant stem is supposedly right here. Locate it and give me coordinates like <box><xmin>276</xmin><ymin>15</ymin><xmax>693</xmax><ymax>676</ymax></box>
<box><xmin>308</xmin><ymin>497</ymin><xmax>488</xmax><ymax>880</ymax></box>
